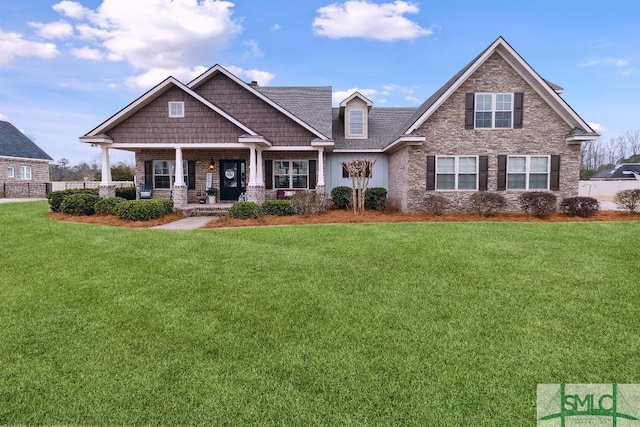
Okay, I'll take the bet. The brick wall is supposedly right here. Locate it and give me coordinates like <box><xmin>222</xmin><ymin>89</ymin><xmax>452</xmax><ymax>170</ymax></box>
<box><xmin>1</xmin><ymin>158</ymin><xmax>50</xmax><ymax>197</ymax></box>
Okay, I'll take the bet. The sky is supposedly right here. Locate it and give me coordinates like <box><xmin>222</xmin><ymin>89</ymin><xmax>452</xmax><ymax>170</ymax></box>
<box><xmin>0</xmin><ymin>0</ymin><xmax>638</xmax><ymax>165</ymax></box>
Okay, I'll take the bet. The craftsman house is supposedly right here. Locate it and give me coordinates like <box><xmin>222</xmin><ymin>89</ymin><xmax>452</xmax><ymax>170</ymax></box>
<box><xmin>1</xmin><ymin>120</ymin><xmax>52</xmax><ymax>198</ymax></box>
<box><xmin>80</xmin><ymin>37</ymin><xmax>598</xmax><ymax>212</ymax></box>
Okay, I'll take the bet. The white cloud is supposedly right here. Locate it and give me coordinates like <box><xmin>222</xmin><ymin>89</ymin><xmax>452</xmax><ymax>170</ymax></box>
<box><xmin>332</xmin><ymin>87</ymin><xmax>377</xmax><ymax>104</ymax></box>
<box><xmin>72</xmin><ymin>46</ymin><xmax>105</xmax><ymax>61</ymax></box>
<box><xmin>313</xmin><ymin>0</ymin><xmax>432</xmax><ymax>41</ymax></box>
<box><xmin>588</xmin><ymin>122</ymin><xmax>606</xmax><ymax>134</ymax></box>
<box><xmin>242</xmin><ymin>40</ymin><xmax>263</xmax><ymax>60</ymax></box>
<box><xmin>125</xmin><ymin>65</ymin><xmax>209</xmax><ymax>89</ymax></box>
<box><xmin>53</xmin><ymin>1</ymin><xmax>93</xmax><ymax>20</ymax></box>
<box><xmin>271</xmin><ymin>24</ymin><xmax>281</xmax><ymax>31</ymax></box>
<box><xmin>0</xmin><ymin>113</ymin><xmax>8</xmax><ymax>121</ymax></box>
<box><xmin>224</xmin><ymin>65</ymin><xmax>275</xmax><ymax>86</ymax></box>
<box><xmin>29</xmin><ymin>21</ymin><xmax>74</xmax><ymax>39</ymax></box>
<box><xmin>579</xmin><ymin>57</ymin><xmax>633</xmax><ymax>75</ymax></box>
<box><xmin>0</xmin><ymin>28</ymin><xmax>59</xmax><ymax>65</ymax></box>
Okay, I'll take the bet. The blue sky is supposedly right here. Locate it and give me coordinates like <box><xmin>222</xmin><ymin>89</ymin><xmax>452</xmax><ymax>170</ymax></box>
<box><xmin>0</xmin><ymin>0</ymin><xmax>638</xmax><ymax>164</ymax></box>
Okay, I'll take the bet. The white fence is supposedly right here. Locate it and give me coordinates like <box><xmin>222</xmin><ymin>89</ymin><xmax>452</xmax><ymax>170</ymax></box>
<box><xmin>579</xmin><ymin>180</ymin><xmax>640</xmax><ymax>201</ymax></box>
<box><xmin>51</xmin><ymin>181</ymin><xmax>134</xmax><ymax>192</ymax></box>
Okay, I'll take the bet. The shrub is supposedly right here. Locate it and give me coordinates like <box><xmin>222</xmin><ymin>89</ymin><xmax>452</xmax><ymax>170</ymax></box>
<box><xmin>47</xmin><ymin>189</ymin><xmax>98</xmax><ymax>212</ymax></box>
<box><xmin>229</xmin><ymin>201</ymin><xmax>262</xmax><ymax>219</ymax></box>
<box><xmin>59</xmin><ymin>193</ymin><xmax>102</xmax><ymax>216</ymax></box>
<box><xmin>365</xmin><ymin>187</ymin><xmax>387</xmax><ymax>210</ymax></box>
<box><xmin>95</xmin><ymin>197</ymin><xmax>126</xmax><ymax>216</ymax></box>
<box><xmin>115</xmin><ymin>186</ymin><xmax>137</xmax><ymax>200</ymax></box>
<box><xmin>423</xmin><ymin>194</ymin><xmax>448</xmax><ymax>215</ymax></box>
<box><xmin>113</xmin><ymin>199</ymin><xmax>174</xmax><ymax>221</ymax></box>
<box><xmin>262</xmin><ymin>200</ymin><xmax>295</xmax><ymax>216</ymax></box>
<box><xmin>379</xmin><ymin>197</ymin><xmax>401</xmax><ymax>214</ymax></box>
<box><xmin>519</xmin><ymin>191</ymin><xmax>557</xmax><ymax>218</ymax></box>
<box><xmin>291</xmin><ymin>191</ymin><xmax>327</xmax><ymax>215</ymax></box>
<box><xmin>560</xmin><ymin>197</ymin><xmax>600</xmax><ymax>218</ymax></box>
<box><xmin>614</xmin><ymin>189</ymin><xmax>640</xmax><ymax>213</ymax></box>
<box><xmin>469</xmin><ymin>192</ymin><xmax>507</xmax><ymax>217</ymax></box>
<box><xmin>331</xmin><ymin>186</ymin><xmax>352</xmax><ymax>210</ymax></box>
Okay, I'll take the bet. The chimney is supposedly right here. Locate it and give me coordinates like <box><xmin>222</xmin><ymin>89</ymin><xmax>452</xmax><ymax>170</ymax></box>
<box><xmin>249</xmin><ymin>81</ymin><xmax>258</xmax><ymax>87</ymax></box>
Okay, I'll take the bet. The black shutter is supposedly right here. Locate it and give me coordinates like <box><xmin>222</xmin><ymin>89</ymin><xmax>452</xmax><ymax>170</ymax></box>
<box><xmin>514</xmin><ymin>92</ymin><xmax>524</xmax><ymax>129</ymax></box>
<box><xmin>309</xmin><ymin>160</ymin><xmax>317</xmax><ymax>189</ymax></box>
<box><xmin>187</xmin><ymin>160</ymin><xmax>195</xmax><ymax>189</ymax></box>
<box><xmin>265</xmin><ymin>160</ymin><xmax>273</xmax><ymax>189</ymax></box>
<box><xmin>479</xmin><ymin>156</ymin><xmax>488</xmax><ymax>191</ymax></box>
<box><xmin>550</xmin><ymin>155</ymin><xmax>560</xmax><ymax>191</ymax></box>
<box><xmin>426</xmin><ymin>155</ymin><xmax>436</xmax><ymax>190</ymax></box>
<box><xmin>497</xmin><ymin>155</ymin><xmax>507</xmax><ymax>191</ymax></box>
<box><xmin>465</xmin><ymin>93</ymin><xmax>475</xmax><ymax>129</ymax></box>
<box><xmin>144</xmin><ymin>160</ymin><xmax>153</xmax><ymax>186</ymax></box>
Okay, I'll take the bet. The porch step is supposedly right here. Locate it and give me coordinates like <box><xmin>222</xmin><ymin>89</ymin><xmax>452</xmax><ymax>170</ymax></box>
<box><xmin>178</xmin><ymin>203</ymin><xmax>233</xmax><ymax>217</ymax></box>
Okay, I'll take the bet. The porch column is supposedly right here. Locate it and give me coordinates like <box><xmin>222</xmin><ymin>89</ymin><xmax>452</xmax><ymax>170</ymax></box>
<box><xmin>256</xmin><ymin>148</ymin><xmax>263</xmax><ymax>185</ymax></box>
<box><xmin>316</xmin><ymin>148</ymin><xmax>325</xmax><ymax>186</ymax></box>
<box><xmin>248</xmin><ymin>145</ymin><xmax>257</xmax><ymax>186</ymax></box>
<box><xmin>245</xmin><ymin>144</ymin><xmax>265</xmax><ymax>203</ymax></box>
<box><xmin>173</xmin><ymin>147</ymin><xmax>187</xmax><ymax>208</ymax></box>
<box><xmin>99</xmin><ymin>145</ymin><xmax>115</xmax><ymax>198</ymax></box>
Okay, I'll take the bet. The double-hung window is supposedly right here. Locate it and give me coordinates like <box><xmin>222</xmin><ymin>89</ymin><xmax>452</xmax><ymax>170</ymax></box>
<box><xmin>274</xmin><ymin>160</ymin><xmax>308</xmax><ymax>189</ymax></box>
<box><xmin>153</xmin><ymin>160</ymin><xmax>187</xmax><ymax>189</ymax></box>
<box><xmin>475</xmin><ymin>93</ymin><xmax>512</xmax><ymax>128</ymax></box>
<box><xmin>348</xmin><ymin>110</ymin><xmax>365</xmax><ymax>137</ymax></box>
<box><xmin>7</xmin><ymin>167</ymin><xmax>14</xmax><ymax>178</ymax></box>
<box><xmin>507</xmin><ymin>155</ymin><xmax>549</xmax><ymax>190</ymax></box>
<box><xmin>19</xmin><ymin>166</ymin><xmax>31</xmax><ymax>180</ymax></box>
<box><xmin>436</xmin><ymin>156</ymin><xmax>477</xmax><ymax>190</ymax></box>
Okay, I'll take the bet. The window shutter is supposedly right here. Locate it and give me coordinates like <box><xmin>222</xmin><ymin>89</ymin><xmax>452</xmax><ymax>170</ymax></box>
<box><xmin>497</xmin><ymin>155</ymin><xmax>507</xmax><ymax>191</ymax></box>
<box><xmin>465</xmin><ymin>93</ymin><xmax>475</xmax><ymax>129</ymax></box>
<box><xmin>550</xmin><ymin>155</ymin><xmax>560</xmax><ymax>191</ymax></box>
<box><xmin>479</xmin><ymin>156</ymin><xmax>488</xmax><ymax>191</ymax></box>
<box><xmin>514</xmin><ymin>92</ymin><xmax>524</xmax><ymax>129</ymax></box>
<box><xmin>265</xmin><ymin>160</ymin><xmax>273</xmax><ymax>189</ymax></box>
<box><xmin>309</xmin><ymin>160</ymin><xmax>317</xmax><ymax>189</ymax></box>
<box><xmin>144</xmin><ymin>160</ymin><xmax>153</xmax><ymax>185</ymax></box>
<box><xmin>426</xmin><ymin>155</ymin><xmax>436</xmax><ymax>190</ymax></box>
<box><xmin>187</xmin><ymin>160</ymin><xmax>196</xmax><ymax>189</ymax></box>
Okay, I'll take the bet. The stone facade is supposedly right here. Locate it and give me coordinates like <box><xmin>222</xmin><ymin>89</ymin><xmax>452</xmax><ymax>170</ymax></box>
<box><xmin>1</xmin><ymin>158</ymin><xmax>50</xmax><ymax>197</ymax></box>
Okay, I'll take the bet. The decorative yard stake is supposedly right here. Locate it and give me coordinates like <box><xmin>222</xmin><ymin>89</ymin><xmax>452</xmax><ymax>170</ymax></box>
<box><xmin>341</xmin><ymin>159</ymin><xmax>376</xmax><ymax>214</ymax></box>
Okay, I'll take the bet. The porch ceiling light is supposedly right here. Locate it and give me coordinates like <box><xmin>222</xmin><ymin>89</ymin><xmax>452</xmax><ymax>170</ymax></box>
<box><xmin>209</xmin><ymin>159</ymin><xmax>216</xmax><ymax>170</ymax></box>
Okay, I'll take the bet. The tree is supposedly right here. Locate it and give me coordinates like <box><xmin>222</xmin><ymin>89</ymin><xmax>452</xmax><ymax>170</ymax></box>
<box><xmin>341</xmin><ymin>159</ymin><xmax>376</xmax><ymax>214</ymax></box>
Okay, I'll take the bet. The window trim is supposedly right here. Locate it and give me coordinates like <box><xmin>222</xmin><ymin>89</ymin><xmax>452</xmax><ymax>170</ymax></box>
<box><xmin>273</xmin><ymin>159</ymin><xmax>309</xmax><ymax>189</ymax></box>
<box><xmin>347</xmin><ymin>109</ymin><xmax>365</xmax><ymax>138</ymax></box>
<box><xmin>168</xmin><ymin>101</ymin><xmax>184</xmax><ymax>118</ymax></box>
<box><xmin>153</xmin><ymin>160</ymin><xmax>188</xmax><ymax>189</ymax></box>
<box><xmin>475</xmin><ymin>93</ymin><xmax>513</xmax><ymax>129</ymax></box>
<box><xmin>7</xmin><ymin>166</ymin><xmax>14</xmax><ymax>178</ymax></box>
<box><xmin>506</xmin><ymin>155</ymin><xmax>550</xmax><ymax>190</ymax></box>
<box><xmin>19</xmin><ymin>165</ymin><xmax>31</xmax><ymax>180</ymax></box>
<box><xmin>435</xmin><ymin>155</ymin><xmax>478</xmax><ymax>191</ymax></box>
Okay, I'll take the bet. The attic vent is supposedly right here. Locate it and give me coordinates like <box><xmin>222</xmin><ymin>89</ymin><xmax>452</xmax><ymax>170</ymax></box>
<box><xmin>249</xmin><ymin>81</ymin><xmax>258</xmax><ymax>87</ymax></box>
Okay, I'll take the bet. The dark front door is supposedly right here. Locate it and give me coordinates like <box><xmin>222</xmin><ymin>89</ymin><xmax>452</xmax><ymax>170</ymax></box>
<box><xmin>219</xmin><ymin>160</ymin><xmax>246</xmax><ymax>201</ymax></box>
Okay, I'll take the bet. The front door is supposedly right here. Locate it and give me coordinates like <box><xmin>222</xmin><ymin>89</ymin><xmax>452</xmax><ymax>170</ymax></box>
<box><xmin>219</xmin><ymin>160</ymin><xmax>246</xmax><ymax>201</ymax></box>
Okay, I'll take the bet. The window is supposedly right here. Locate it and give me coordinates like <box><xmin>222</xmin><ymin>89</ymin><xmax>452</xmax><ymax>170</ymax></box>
<box><xmin>168</xmin><ymin>102</ymin><xmax>184</xmax><ymax>118</ymax></box>
<box><xmin>348</xmin><ymin>110</ymin><xmax>365</xmax><ymax>137</ymax></box>
<box><xmin>436</xmin><ymin>156</ymin><xmax>477</xmax><ymax>190</ymax></box>
<box><xmin>19</xmin><ymin>166</ymin><xmax>31</xmax><ymax>180</ymax></box>
<box><xmin>274</xmin><ymin>160</ymin><xmax>308</xmax><ymax>189</ymax></box>
<box><xmin>475</xmin><ymin>93</ymin><xmax>512</xmax><ymax>128</ymax></box>
<box><xmin>342</xmin><ymin>163</ymin><xmax>372</xmax><ymax>178</ymax></box>
<box><xmin>7</xmin><ymin>167</ymin><xmax>14</xmax><ymax>178</ymax></box>
<box><xmin>507</xmin><ymin>156</ymin><xmax>549</xmax><ymax>190</ymax></box>
<box><xmin>153</xmin><ymin>160</ymin><xmax>187</xmax><ymax>189</ymax></box>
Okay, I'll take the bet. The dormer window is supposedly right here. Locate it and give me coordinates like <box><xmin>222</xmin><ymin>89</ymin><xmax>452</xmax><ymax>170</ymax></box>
<box><xmin>340</xmin><ymin>91</ymin><xmax>372</xmax><ymax>139</ymax></box>
<box><xmin>348</xmin><ymin>110</ymin><xmax>365</xmax><ymax>137</ymax></box>
<box><xmin>168</xmin><ymin>102</ymin><xmax>184</xmax><ymax>118</ymax></box>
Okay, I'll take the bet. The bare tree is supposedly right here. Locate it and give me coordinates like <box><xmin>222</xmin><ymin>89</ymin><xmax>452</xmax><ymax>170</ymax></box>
<box><xmin>625</xmin><ymin>129</ymin><xmax>640</xmax><ymax>158</ymax></box>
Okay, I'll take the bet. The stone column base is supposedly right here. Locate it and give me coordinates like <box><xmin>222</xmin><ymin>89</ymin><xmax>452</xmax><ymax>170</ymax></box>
<box><xmin>172</xmin><ymin>185</ymin><xmax>188</xmax><ymax>208</ymax></box>
<box><xmin>246</xmin><ymin>185</ymin><xmax>265</xmax><ymax>203</ymax></box>
<box><xmin>99</xmin><ymin>184</ymin><xmax>116</xmax><ymax>199</ymax></box>
<box><xmin>315</xmin><ymin>185</ymin><xmax>326</xmax><ymax>197</ymax></box>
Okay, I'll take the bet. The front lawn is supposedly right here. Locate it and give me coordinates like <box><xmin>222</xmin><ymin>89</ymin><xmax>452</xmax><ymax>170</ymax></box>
<box><xmin>1</xmin><ymin>201</ymin><xmax>639</xmax><ymax>426</ymax></box>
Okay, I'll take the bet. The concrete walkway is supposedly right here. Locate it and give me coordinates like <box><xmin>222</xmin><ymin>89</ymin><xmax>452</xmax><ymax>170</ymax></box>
<box><xmin>150</xmin><ymin>216</ymin><xmax>215</xmax><ymax>230</ymax></box>
<box><xmin>0</xmin><ymin>198</ymin><xmax>47</xmax><ymax>203</ymax></box>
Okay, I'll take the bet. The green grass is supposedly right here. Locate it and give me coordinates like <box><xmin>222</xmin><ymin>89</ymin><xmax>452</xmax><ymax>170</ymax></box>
<box><xmin>1</xmin><ymin>201</ymin><xmax>639</xmax><ymax>426</ymax></box>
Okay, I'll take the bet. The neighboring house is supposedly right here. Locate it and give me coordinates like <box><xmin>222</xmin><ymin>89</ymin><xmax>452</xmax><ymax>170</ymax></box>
<box><xmin>591</xmin><ymin>164</ymin><xmax>640</xmax><ymax>180</ymax></box>
<box><xmin>80</xmin><ymin>37</ymin><xmax>598</xmax><ymax>212</ymax></box>
<box><xmin>0</xmin><ymin>120</ymin><xmax>52</xmax><ymax>198</ymax></box>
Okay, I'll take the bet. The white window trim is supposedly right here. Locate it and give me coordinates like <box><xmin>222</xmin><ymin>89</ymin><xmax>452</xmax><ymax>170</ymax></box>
<box><xmin>7</xmin><ymin>166</ymin><xmax>14</xmax><ymax>178</ymax></box>
<box><xmin>506</xmin><ymin>155</ymin><xmax>550</xmax><ymax>190</ymax></box>
<box><xmin>475</xmin><ymin>93</ymin><xmax>513</xmax><ymax>129</ymax></box>
<box><xmin>19</xmin><ymin>165</ymin><xmax>32</xmax><ymax>180</ymax></box>
<box><xmin>435</xmin><ymin>156</ymin><xmax>478</xmax><ymax>191</ymax></box>
<box><xmin>153</xmin><ymin>160</ymin><xmax>187</xmax><ymax>189</ymax></box>
<box><xmin>168</xmin><ymin>101</ymin><xmax>184</xmax><ymax>118</ymax></box>
<box><xmin>347</xmin><ymin>109</ymin><xmax>366</xmax><ymax>138</ymax></box>
<box><xmin>273</xmin><ymin>159</ymin><xmax>309</xmax><ymax>189</ymax></box>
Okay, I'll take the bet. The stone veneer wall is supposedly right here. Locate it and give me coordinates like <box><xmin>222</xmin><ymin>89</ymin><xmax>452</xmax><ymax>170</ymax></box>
<box><xmin>403</xmin><ymin>52</ymin><xmax>582</xmax><ymax>213</ymax></box>
<box><xmin>0</xmin><ymin>158</ymin><xmax>50</xmax><ymax>197</ymax></box>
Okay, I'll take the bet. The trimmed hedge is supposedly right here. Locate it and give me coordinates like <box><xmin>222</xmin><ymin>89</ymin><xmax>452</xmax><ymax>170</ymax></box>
<box><xmin>115</xmin><ymin>186</ymin><xmax>137</xmax><ymax>200</ymax></box>
<box><xmin>469</xmin><ymin>192</ymin><xmax>506</xmax><ymax>217</ymax></box>
<box><xmin>59</xmin><ymin>193</ymin><xmax>102</xmax><ymax>216</ymax></box>
<box><xmin>47</xmin><ymin>189</ymin><xmax>98</xmax><ymax>212</ymax></box>
<box><xmin>519</xmin><ymin>191</ymin><xmax>557</xmax><ymax>218</ymax></box>
<box><xmin>560</xmin><ymin>197</ymin><xmax>600</xmax><ymax>218</ymax></box>
<box><xmin>291</xmin><ymin>191</ymin><xmax>327</xmax><ymax>215</ymax></box>
<box><xmin>229</xmin><ymin>201</ymin><xmax>262</xmax><ymax>219</ymax></box>
<box><xmin>365</xmin><ymin>187</ymin><xmax>387</xmax><ymax>210</ymax></box>
<box><xmin>262</xmin><ymin>200</ymin><xmax>296</xmax><ymax>216</ymax></box>
<box><xmin>95</xmin><ymin>197</ymin><xmax>127</xmax><ymax>216</ymax></box>
<box><xmin>614</xmin><ymin>189</ymin><xmax>640</xmax><ymax>213</ymax></box>
<box><xmin>423</xmin><ymin>194</ymin><xmax>448</xmax><ymax>216</ymax></box>
<box><xmin>113</xmin><ymin>199</ymin><xmax>174</xmax><ymax>221</ymax></box>
<box><xmin>331</xmin><ymin>186</ymin><xmax>352</xmax><ymax>210</ymax></box>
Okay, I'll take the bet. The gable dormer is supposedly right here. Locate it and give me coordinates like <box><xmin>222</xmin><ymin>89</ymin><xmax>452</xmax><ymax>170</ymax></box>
<box><xmin>339</xmin><ymin>92</ymin><xmax>373</xmax><ymax>139</ymax></box>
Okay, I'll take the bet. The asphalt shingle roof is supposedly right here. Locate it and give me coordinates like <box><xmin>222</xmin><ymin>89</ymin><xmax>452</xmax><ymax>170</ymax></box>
<box><xmin>332</xmin><ymin>108</ymin><xmax>417</xmax><ymax>150</ymax></box>
<box><xmin>591</xmin><ymin>163</ymin><xmax>640</xmax><ymax>180</ymax></box>
<box><xmin>0</xmin><ymin>121</ymin><xmax>52</xmax><ymax>160</ymax></box>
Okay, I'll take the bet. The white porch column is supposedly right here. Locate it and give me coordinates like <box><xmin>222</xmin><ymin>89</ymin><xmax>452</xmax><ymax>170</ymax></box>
<box><xmin>101</xmin><ymin>146</ymin><xmax>112</xmax><ymax>184</ymax></box>
<box><xmin>317</xmin><ymin>148</ymin><xmax>325</xmax><ymax>186</ymax></box>
<box><xmin>174</xmin><ymin>147</ymin><xmax>184</xmax><ymax>185</ymax></box>
<box><xmin>248</xmin><ymin>144</ymin><xmax>257</xmax><ymax>186</ymax></box>
<box><xmin>172</xmin><ymin>147</ymin><xmax>187</xmax><ymax>208</ymax></box>
<box><xmin>256</xmin><ymin>148</ymin><xmax>263</xmax><ymax>185</ymax></box>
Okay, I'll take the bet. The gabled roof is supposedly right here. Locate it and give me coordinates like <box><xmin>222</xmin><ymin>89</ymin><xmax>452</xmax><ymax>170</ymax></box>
<box><xmin>81</xmin><ymin>76</ymin><xmax>257</xmax><ymax>139</ymax></box>
<box><xmin>0</xmin><ymin>121</ymin><xmax>52</xmax><ymax>161</ymax></box>
<box><xmin>339</xmin><ymin>91</ymin><xmax>373</xmax><ymax>109</ymax></box>
<box><xmin>401</xmin><ymin>36</ymin><xmax>598</xmax><ymax>140</ymax></box>
<box><xmin>189</xmin><ymin>65</ymin><xmax>331</xmax><ymax>140</ymax></box>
